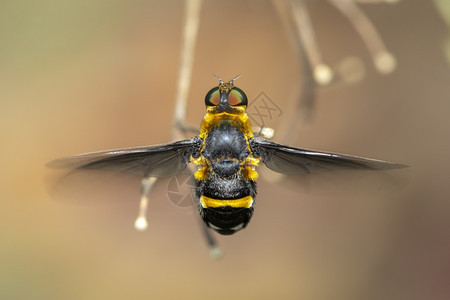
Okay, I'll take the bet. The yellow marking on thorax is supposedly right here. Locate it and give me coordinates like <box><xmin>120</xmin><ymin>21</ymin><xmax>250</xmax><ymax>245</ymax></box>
<box><xmin>200</xmin><ymin>195</ymin><xmax>253</xmax><ymax>209</ymax></box>
<box><xmin>198</xmin><ymin>106</ymin><xmax>253</xmax><ymax>140</ymax></box>
<box><xmin>191</xmin><ymin>106</ymin><xmax>261</xmax><ymax>181</ymax></box>
<box><xmin>242</xmin><ymin>156</ymin><xmax>261</xmax><ymax>181</ymax></box>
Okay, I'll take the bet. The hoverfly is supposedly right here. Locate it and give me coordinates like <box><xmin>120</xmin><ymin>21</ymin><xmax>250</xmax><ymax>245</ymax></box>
<box><xmin>48</xmin><ymin>76</ymin><xmax>406</xmax><ymax>236</ymax></box>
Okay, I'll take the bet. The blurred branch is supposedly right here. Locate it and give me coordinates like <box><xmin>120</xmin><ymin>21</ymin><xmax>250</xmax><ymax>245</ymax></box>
<box><xmin>433</xmin><ymin>0</ymin><xmax>450</xmax><ymax>67</ymax></box>
<box><xmin>290</xmin><ymin>0</ymin><xmax>334</xmax><ymax>86</ymax></box>
<box><xmin>354</xmin><ymin>0</ymin><xmax>400</xmax><ymax>3</ymax></box>
<box><xmin>272</xmin><ymin>0</ymin><xmax>399</xmax><ymax>130</ymax></box>
<box><xmin>272</xmin><ymin>0</ymin><xmax>317</xmax><ymax>140</ymax></box>
<box><xmin>328</xmin><ymin>0</ymin><xmax>397</xmax><ymax>74</ymax></box>
<box><xmin>172</xmin><ymin>0</ymin><xmax>203</xmax><ymax>141</ymax></box>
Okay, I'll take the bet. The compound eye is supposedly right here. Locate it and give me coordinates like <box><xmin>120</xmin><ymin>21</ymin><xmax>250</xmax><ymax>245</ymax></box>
<box><xmin>205</xmin><ymin>87</ymin><xmax>220</xmax><ymax>106</ymax></box>
<box><xmin>228</xmin><ymin>87</ymin><xmax>248</xmax><ymax>106</ymax></box>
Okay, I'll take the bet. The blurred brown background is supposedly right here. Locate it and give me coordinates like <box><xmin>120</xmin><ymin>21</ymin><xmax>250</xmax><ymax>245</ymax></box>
<box><xmin>1</xmin><ymin>1</ymin><xmax>450</xmax><ymax>299</ymax></box>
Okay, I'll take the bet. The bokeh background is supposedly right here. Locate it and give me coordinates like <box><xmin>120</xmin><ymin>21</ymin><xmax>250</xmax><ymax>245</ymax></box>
<box><xmin>1</xmin><ymin>1</ymin><xmax>450</xmax><ymax>299</ymax></box>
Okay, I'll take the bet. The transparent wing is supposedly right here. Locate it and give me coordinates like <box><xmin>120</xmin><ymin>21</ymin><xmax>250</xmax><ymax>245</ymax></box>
<box><xmin>250</xmin><ymin>137</ymin><xmax>407</xmax><ymax>175</ymax></box>
<box><xmin>47</xmin><ymin>137</ymin><xmax>201</xmax><ymax>177</ymax></box>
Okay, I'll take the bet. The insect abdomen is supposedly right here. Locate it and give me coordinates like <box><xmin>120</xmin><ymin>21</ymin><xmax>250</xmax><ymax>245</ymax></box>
<box><xmin>196</xmin><ymin>177</ymin><xmax>256</xmax><ymax>235</ymax></box>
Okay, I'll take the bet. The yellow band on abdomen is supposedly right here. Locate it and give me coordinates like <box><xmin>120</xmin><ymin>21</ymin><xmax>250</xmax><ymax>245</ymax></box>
<box><xmin>200</xmin><ymin>195</ymin><xmax>253</xmax><ymax>208</ymax></box>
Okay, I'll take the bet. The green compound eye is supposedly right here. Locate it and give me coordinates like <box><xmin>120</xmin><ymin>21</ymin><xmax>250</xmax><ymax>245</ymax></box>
<box><xmin>228</xmin><ymin>87</ymin><xmax>248</xmax><ymax>106</ymax></box>
<box><xmin>205</xmin><ymin>87</ymin><xmax>220</xmax><ymax>106</ymax></box>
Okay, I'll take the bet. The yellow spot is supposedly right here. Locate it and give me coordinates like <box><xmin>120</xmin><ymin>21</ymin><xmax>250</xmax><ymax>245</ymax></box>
<box><xmin>243</xmin><ymin>166</ymin><xmax>258</xmax><ymax>181</ymax></box>
<box><xmin>241</xmin><ymin>157</ymin><xmax>261</xmax><ymax>181</ymax></box>
<box><xmin>190</xmin><ymin>156</ymin><xmax>210</xmax><ymax>180</ymax></box>
<box><xmin>200</xmin><ymin>195</ymin><xmax>253</xmax><ymax>209</ymax></box>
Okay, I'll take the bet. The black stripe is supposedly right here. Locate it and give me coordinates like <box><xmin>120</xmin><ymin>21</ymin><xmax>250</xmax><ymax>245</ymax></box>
<box><xmin>196</xmin><ymin>177</ymin><xmax>256</xmax><ymax>200</ymax></box>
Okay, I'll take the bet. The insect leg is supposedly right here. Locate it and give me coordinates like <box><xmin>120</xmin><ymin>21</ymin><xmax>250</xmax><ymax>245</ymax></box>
<box><xmin>199</xmin><ymin>219</ymin><xmax>223</xmax><ymax>259</ymax></box>
<box><xmin>185</xmin><ymin>163</ymin><xmax>223</xmax><ymax>258</ymax></box>
<box><xmin>134</xmin><ymin>177</ymin><xmax>158</xmax><ymax>231</ymax></box>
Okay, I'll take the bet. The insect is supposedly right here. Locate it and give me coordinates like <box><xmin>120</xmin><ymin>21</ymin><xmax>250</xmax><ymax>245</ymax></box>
<box><xmin>48</xmin><ymin>76</ymin><xmax>406</xmax><ymax>236</ymax></box>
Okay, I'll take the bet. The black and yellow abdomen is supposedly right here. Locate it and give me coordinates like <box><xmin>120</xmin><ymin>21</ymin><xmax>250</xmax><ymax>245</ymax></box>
<box><xmin>192</xmin><ymin>112</ymin><xmax>259</xmax><ymax>235</ymax></box>
<box><xmin>196</xmin><ymin>175</ymin><xmax>256</xmax><ymax>235</ymax></box>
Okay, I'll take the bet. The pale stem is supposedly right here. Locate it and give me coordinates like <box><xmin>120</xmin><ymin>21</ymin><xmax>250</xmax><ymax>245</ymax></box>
<box><xmin>290</xmin><ymin>0</ymin><xmax>334</xmax><ymax>85</ymax></box>
<box><xmin>328</xmin><ymin>0</ymin><xmax>397</xmax><ymax>73</ymax></box>
<box><xmin>172</xmin><ymin>0</ymin><xmax>203</xmax><ymax>141</ymax></box>
<box><xmin>134</xmin><ymin>177</ymin><xmax>158</xmax><ymax>231</ymax></box>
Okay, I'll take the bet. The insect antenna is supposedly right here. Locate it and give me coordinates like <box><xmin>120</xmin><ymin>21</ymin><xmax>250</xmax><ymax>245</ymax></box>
<box><xmin>212</xmin><ymin>74</ymin><xmax>224</xmax><ymax>85</ymax></box>
<box><xmin>229</xmin><ymin>74</ymin><xmax>242</xmax><ymax>85</ymax></box>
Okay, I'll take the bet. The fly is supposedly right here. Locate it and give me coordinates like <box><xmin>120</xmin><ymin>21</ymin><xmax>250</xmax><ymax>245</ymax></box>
<box><xmin>47</xmin><ymin>76</ymin><xmax>406</xmax><ymax>240</ymax></box>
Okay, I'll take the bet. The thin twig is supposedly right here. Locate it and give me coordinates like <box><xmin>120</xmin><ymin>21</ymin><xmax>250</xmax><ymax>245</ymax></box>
<box><xmin>172</xmin><ymin>0</ymin><xmax>203</xmax><ymax>141</ymax></box>
<box><xmin>290</xmin><ymin>0</ymin><xmax>334</xmax><ymax>85</ymax></box>
<box><xmin>328</xmin><ymin>0</ymin><xmax>397</xmax><ymax>73</ymax></box>
<box><xmin>272</xmin><ymin>0</ymin><xmax>317</xmax><ymax>138</ymax></box>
